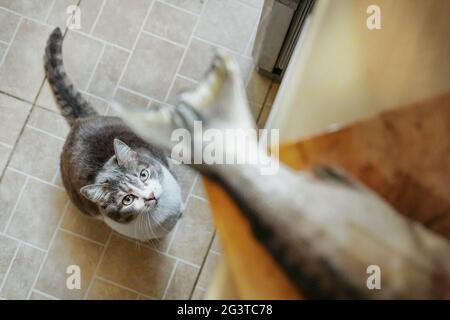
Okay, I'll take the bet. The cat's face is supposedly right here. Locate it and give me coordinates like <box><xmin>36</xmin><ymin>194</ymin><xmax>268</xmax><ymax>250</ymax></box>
<box><xmin>80</xmin><ymin>139</ymin><xmax>164</xmax><ymax>223</ymax></box>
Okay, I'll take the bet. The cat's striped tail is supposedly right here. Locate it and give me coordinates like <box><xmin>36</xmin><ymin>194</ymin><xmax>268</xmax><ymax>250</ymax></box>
<box><xmin>44</xmin><ymin>27</ymin><xmax>97</xmax><ymax>125</ymax></box>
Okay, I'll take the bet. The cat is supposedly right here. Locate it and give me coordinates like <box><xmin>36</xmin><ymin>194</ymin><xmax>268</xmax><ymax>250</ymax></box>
<box><xmin>44</xmin><ymin>27</ymin><xmax>183</xmax><ymax>241</ymax></box>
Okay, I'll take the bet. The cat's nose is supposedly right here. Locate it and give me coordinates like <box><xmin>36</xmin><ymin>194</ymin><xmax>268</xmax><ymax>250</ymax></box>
<box><xmin>144</xmin><ymin>192</ymin><xmax>155</xmax><ymax>201</ymax></box>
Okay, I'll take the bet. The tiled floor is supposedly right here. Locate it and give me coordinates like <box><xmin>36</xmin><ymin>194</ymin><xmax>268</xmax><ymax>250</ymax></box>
<box><xmin>0</xmin><ymin>0</ymin><xmax>275</xmax><ymax>299</ymax></box>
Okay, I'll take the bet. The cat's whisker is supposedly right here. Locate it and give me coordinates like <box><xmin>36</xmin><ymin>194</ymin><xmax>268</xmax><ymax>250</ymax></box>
<box><xmin>153</xmin><ymin>209</ymin><xmax>171</xmax><ymax>235</ymax></box>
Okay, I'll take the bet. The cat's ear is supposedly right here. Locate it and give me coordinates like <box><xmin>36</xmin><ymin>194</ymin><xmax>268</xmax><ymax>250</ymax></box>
<box><xmin>114</xmin><ymin>138</ymin><xmax>138</xmax><ymax>168</ymax></box>
<box><xmin>80</xmin><ymin>183</ymin><xmax>110</xmax><ymax>204</ymax></box>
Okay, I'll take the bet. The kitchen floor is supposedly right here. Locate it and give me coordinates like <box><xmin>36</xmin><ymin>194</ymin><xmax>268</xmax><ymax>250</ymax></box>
<box><xmin>0</xmin><ymin>0</ymin><xmax>277</xmax><ymax>300</ymax></box>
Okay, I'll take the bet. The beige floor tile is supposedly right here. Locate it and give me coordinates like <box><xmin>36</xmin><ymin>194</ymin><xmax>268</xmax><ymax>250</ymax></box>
<box><xmin>164</xmin><ymin>261</ymin><xmax>199</xmax><ymax>299</ymax></box>
<box><xmin>169</xmin><ymin>197</ymin><xmax>214</xmax><ymax>265</ymax></box>
<box><xmin>0</xmin><ymin>235</ymin><xmax>19</xmax><ymax>286</ymax></box>
<box><xmin>114</xmin><ymin>87</ymin><xmax>151</xmax><ymax>109</ymax></box>
<box><xmin>0</xmin><ymin>8</ymin><xmax>20</xmax><ymax>43</ymax></box>
<box><xmin>35</xmin><ymin>80</ymin><xmax>59</xmax><ymax>112</ymax></box>
<box><xmin>192</xmin><ymin>177</ymin><xmax>206</xmax><ymax>199</ymax></box>
<box><xmin>249</xmin><ymin>101</ymin><xmax>262</xmax><ymax>121</ymax></box>
<box><xmin>121</xmin><ymin>33</ymin><xmax>184</xmax><ymax>101</ymax></box>
<box><xmin>0</xmin><ymin>244</ymin><xmax>45</xmax><ymax>299</ymax></box>
<box><xmin>29</xmin><ymin>290</ymin><xmax>56</xmax><ymax>300</ymax></box>
<box><xmin>0</xmin><ymin>144</ymin><xmax>11</xmax><ymax>174</ymax></box>
<box><xmin>52</xmin><ymin>170</ymin><xmax>63</xmax><ymax>187</ymax></box>
<box><xmin>92</xmin><ymin>0</ymin><xmax>153</xmax><ymax>49</ymax></box>
<box><xmin>0</xmin><ymin>42</ymin><xmax>6</xmax><ymax>62</ymax></box>
<box><xmin>0</xmin><ymin>169</ymin><xmax>26</xmax><ymax>231</ymax></box>
<box><xmin>6</xmin><ymin>179</ymin><xmax>67</xmax><ymax>249</ymax></box>
<box><xmin>210</xmin><ymin>233</ymin><xmax>223</xmax><ymax>253</ymax></box>
<box><xmin>47</xmin><ymin>0</ymin><xmax>103</xmax><ymax>33</ymax></box>
<box><xmin>179</xmin><ymin>37</ymin><xmax>252</xmax><ymax>83</ymax></box>
<box><xmin>170</xmin><ymin>163</ymin><xmax>196</xmax><ymax>201</ymax></box>
<box><xmin>166</xmin><ymin>75</ymin><xmax>197</xmax><ymax>105</ymax></box>
<box><xmin>0</xmin><ymin>19</ymin><xmax>52</xmax><ymax>102</ymax></box>
<box><xmin>163</xmin><ymin>0</ymin><xmax>204</xmax><ymax>14</ymax></box>
<box><xmin>195</xmin><ymin>0</ymin><xmax>258</xmax><ymax>53</ymax></box>
<box><xmin>178</xmin><ymin>38</ymin><xmax>216</xmax><ymax>82</ymax></box>
<box><xmin>9</xmin><ymin>127</ymin><xmax>64</xmax><ymax>181</ymax></box>
<box><xmin>0</xmin><ymin>94</ymin><xmax>31</xmax><ymax>146</ymax></box>
<box><xmin>246</xmin><ymin>69</ymin><xmax>272</xmax><ymax>105</ymax></box>
<box><xmin>61</xmin><ymin>203</ymin><xmax>111</xmax><ymax>244</ymax></box>
<box><xmin>145</xmin><ymin>1</ymin><xmax>197</xmax><ymax>46</ymax></box>
<box><xmin>191</xmin><ymin>286</ymin><xmax>206</xmax><ymax>300</ymax></box>
<box><xmin>85</xmin><ymin>94</ymin><xmax>109</xmax><ymax>115</ymax></box>
<box><xmin>97</xmin><ymin>234</ymin><xmax>176</xmax><ymax>299</ymax></box>
<box><xmin>63</xmin><ymin>30</ymin><xmax>104</xmax><ymax>91</ymax></box>
<box><xmin>0</xmin><ymin>0</ymin><xmax>54</xmax><ymax>21</ymax></box>
<box><xmin>86</xmin><ymin>278</ymin><xmax>138</xmax><ymax>300</ymax></box>
<box><xmin>197</xmin><ymin>250</ymin><xmax>220</xmax><ymax>289</ymax></box>
<box><xmin>245</xmin><ymin>28</ymin><xmax>257</xmax><ymax>57</ymax></box>
<box><xmin>88</xmin><ymin>45</ymin><xmax>129</xmax><ymax>99</ymax></box>
<box><xmin>142</xmin><ymin>226</ymin><xmax>174</xmax><ymax>253</ymax></box>
<box><xmin>28</xmin><ymin>106</ymin><xmax>70</xmax><ymax>139</ymax></box>
<box><xmin>35</xmin><ymin>230</ymin><xmax>103</xmax><ymax>299</ymax></box>
<box><xmin>238</xmin><ymin>0</ymin><xmax>263</xmax><ymax>8</ymax></box>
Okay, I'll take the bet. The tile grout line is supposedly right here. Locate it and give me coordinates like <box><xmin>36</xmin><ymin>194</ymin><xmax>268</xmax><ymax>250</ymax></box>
<box><xmin>2</xmin><ymin>177</ymin><xmax>28</xmax><ymax>234</ymax></box>
<box><xmin>94</xmin><ymin>275</ymin><xmax>156</xmax><ymax>300</ymax></box>
<box><xmin>162</xmin><ymin>0</ymin><xmax>209</xmax><ymax>102</ymax></box>
<box><xmin>161</xmin><ymin>260</ymin><xmax>178</xmax><ymax>299</ymax></box>
<box><xmin>44</xmin><ymin>0</ymin><xmax>57</xmax><ymax>22</ymax></box>
<box><xmin>190</xmin><ymin>194</ymin><xmax>208</xmax><ymax>202</ymax></box>
<box><xmin>0</xmin><ymin>233</ymin><xmax>47</xmax><ymax>253</ymax></box>
<box><xmin>59</xmin><ymin>228</ymin><xmax>106</xmax><ymax>247</ymax></box>
<box><xmin>189</xmin><ymin>230</ymin><xmax>217</xmax><ymax>300</ymax></box>
<box><xmin>112</xmin><ymin>232</ymin><xmax>201</xmax><ymax>269</ymax></box>
<box><xmin>25</xmin><ymin>125</ymin><xmax>66</xmax><ymax>142</ymax></box>
<box><xmin>0</xmin><ymin>243</ymin><xmax>21</xmax><ymax>294</ymax></box>
<box><xmin>141</xmin><ymin>30</ymin><xmax>187</xmax><ymax>49</ymax></box>
<box><xmin>83</xmin><ymin>230</ymin><xmax>113</xmax><ymax>299</ymax></box>
<box><xmin>0</xmin><ymin>16</ymin><xmax>22</xmax><ymax>70</ymax></box>
<box><xmin>164</xmin><ymin>173</ymin><xmax>199</xmax><ymax>254</ymax></box>
<box><xmin>84</xmin><ymin>42</ymin><xmax>106</xmax><ymax>92</ymax></box>
<box><xmin>30</xmin><ymin>289</ymin><xmax>59</xmax><ymax>300</ymax></box>
<box><xmin>158</xmin><ymin>0</ymin><xmax>201</xmax><ymax>17</ymax></box>
<box><xmin>50</xmin><ymin>168</ymin><xmax>60</xmax><ymax>185</ymax></box>
<box><xmin>0</xmin><ymin>14</ymin><xmax>77</xmax><ymax>183</ymax></box>
<box><xmin>0</xmin><ymin>7</ymin><xmax>54</xmax><ymax>28</ymax></box>
<box><xmin>243</xmin><ymin>3</ymin><xmax>262</xmax><ymax>57</ymax></box>
<box><xmin>235</xmin><ymin>0</ymin><xmax>263</xmax><ymax>10</ymax></box>
<box><xmin>195</xmin><ymin>284</ymin><xmax>208</xmax><ymax>291</ymax></box>
<box><xmin>26</xmin><ymin>200</ymin><xmax>71</xmax><ymax>300</ymax></box>
<box><xmin>117</xmin><ymin>85</ymin><xmax>165</xmax><ymax>106</ymax></box>
<box><xmin>7</xmin><ymin>167</ymin><xmax>65</xmax><ymax>191</ymax></box>
<box><xmin>175</xmin><ymin>73</ymin><xmax>199</xmax><ymax>84</ymax></box>
<box><xmin>256</xmin><ymin>80</ymin><xmax>275</xmax><ymax>126</ymax></box>
<box><xmin>108</xmin><ymin>0</ymin><xmax>157</xmax><ymax>115</ymax></box>
<box><xmin>72</xmin><ymin>28</ymin><xmax>132</xmax><ymax>53</ymax></box>
<box><xmin>0</xmin><ymin>141</ymin><xmax>13</xmax><ymax>149</ymax></box>
<box><xmin>192</xmin><ymin>35</ymin><xmax>254</xmax><ymax>61</ymax></box>
<box><xmin>89</xmin><ymin>0</ymin><xmax>107</xmax><ymax>35</ymax></box>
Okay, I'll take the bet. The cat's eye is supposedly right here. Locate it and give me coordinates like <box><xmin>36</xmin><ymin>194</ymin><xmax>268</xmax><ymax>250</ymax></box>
<box><xmin>139</xmin><ymin>169</ymin><xmax>149</xmax><ymax>182</ymax></box>
<box><xmin>122</xmin><ymin>195</ymin><xmax>135</xmax><ymax>206</ymax></box>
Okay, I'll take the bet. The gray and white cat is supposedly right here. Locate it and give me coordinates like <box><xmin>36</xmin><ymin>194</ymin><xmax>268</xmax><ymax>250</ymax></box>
<box><xmin>44</xmin><ymin>28</ymin><xmax>182</xmax><ymax>240</ymax></box>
